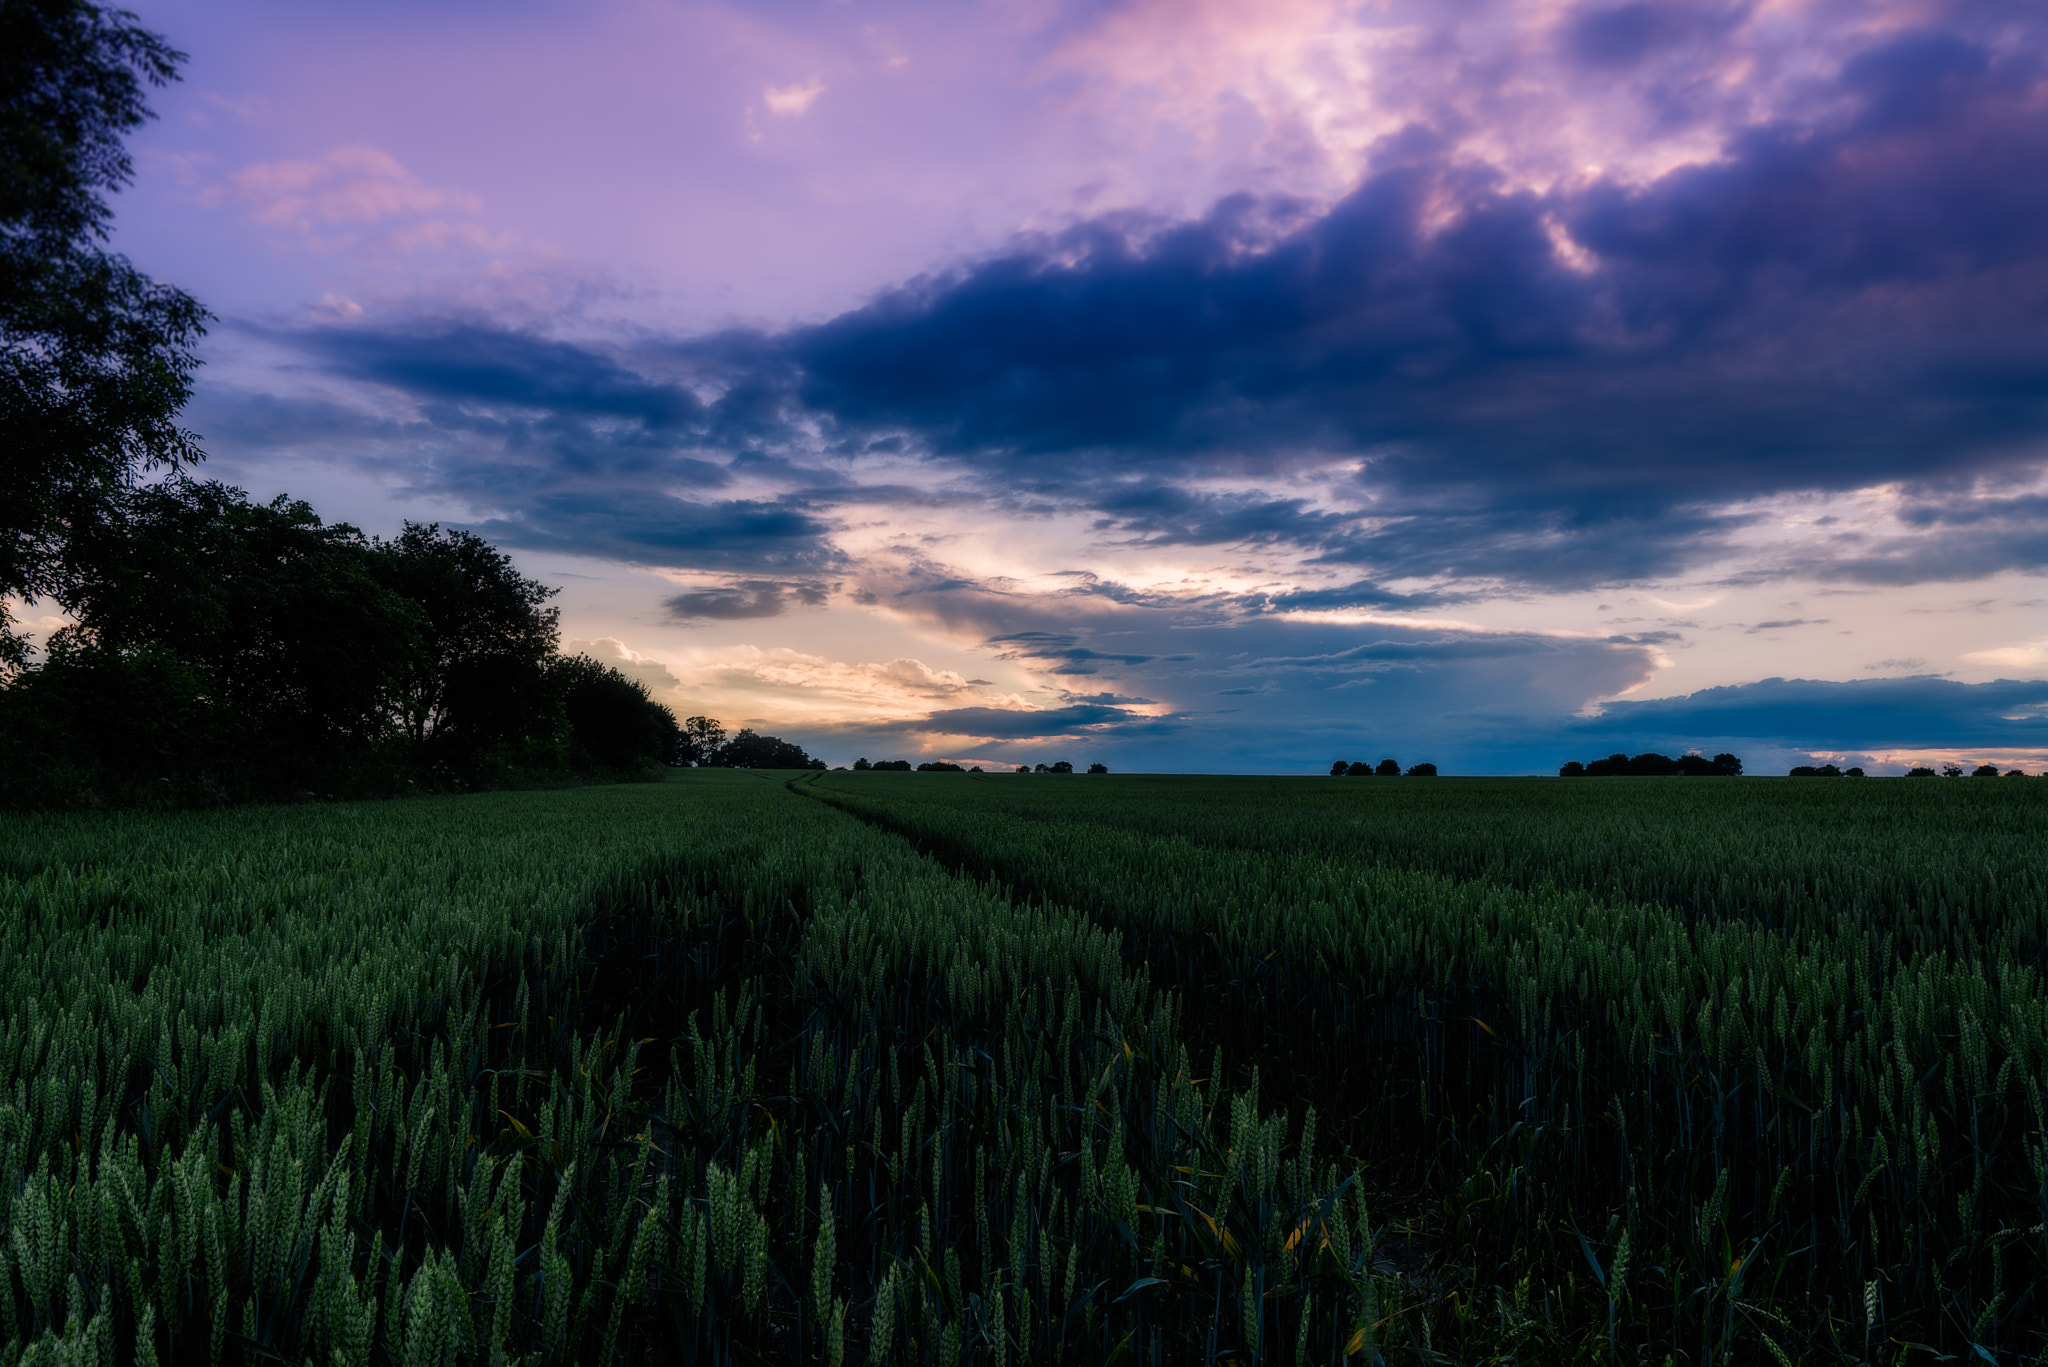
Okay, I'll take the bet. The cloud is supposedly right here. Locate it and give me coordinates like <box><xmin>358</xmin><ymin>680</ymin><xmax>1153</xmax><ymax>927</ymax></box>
<box><xmin>763</xmin><ymin>78</ymin><xmax>826</xmax><ymax>116</ymax></box>
<box><xmin>1963</xmin><ymin>641</ymin><xmax>2048</xmax><ymax>671</ymax></box>
<box><xmin>470</xmin><ymin>492</ymin><xmax>841</xmax><ymax>571</ymax></box>
<box><xmin>986</xmin><ymin>631</ymin><xmax>1163</xmax><ymax>674</ymax></box>
<box><xmin>230</xmin><ymin>146</ymin><xmax>482</xmax><ymax>236</ymax></box>
<box><xmin>1802</xmin><ymin>488</ymin><xmax>2048</xmax><ymax>586</ymax></box>
<box><xmin>565</xmin><ymin>636</ymin><xmax>682</xmax><ymax>694</ymax></box>
<box><xmin>244</xmin><ymin>6</ymin><xmax>2048</xmax><ymax>596</ymax></box>
<box><xmin>665</xmin><ymin>579</ymin><xmax>831</xmax><ymax>620</ymax></box>
<box><xmin>684</xmin><ymin>11</ymin><xmax>2048</xmax><ymax>588</ymax></box>
<box><xmin>1576</xmin><ymin>676</ymin><xmax>2048</xmax><ymax>751</ymax></box>
<box><xmin>679</xmin><ymin>646</ymin><xmax>1013</xmax><ymax>725</ymax></box>
<box><xmin>303</xmin><ymin>323</ymin><xmax>705</xmax><ymax>428</ymax></box>
<box><xmin>916</xmin><ymin>704</ymin><xmax>1169</xmax><ymax>739</ymax></box>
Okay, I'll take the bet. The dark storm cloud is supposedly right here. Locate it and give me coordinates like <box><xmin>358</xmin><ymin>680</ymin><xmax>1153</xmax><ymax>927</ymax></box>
<box><xmin>304</xmin><ymin>323</ymin><xmax>706</xmax><ymax>428</ymax></box>
<box><xmin>467</xmin><ymin>492</ymin><xmax>842</xmax><ymax>572</ymax></box>
<box><xmin>778</xmin><ymin>47</ymin><xmax>2048</xmax><ymax>492</ymax></box>
<box><xmin>664</xmin><ymin>579</ymin><xmax>831</xmax><ymax>620</ymax></box>
<box><xmin>985</xmin><ymin>632</ymin><xmax>1165</xmax><ymax>673</ymax></box>
<box><xmin>1560</xmin><ymin>1</ymin><xmax>1745</xmax><ymax>70</ymax></box>
<box><xmin>728</xmin><ymin>10</ymin><xmax>2048</xmax><ymax>583</ymax></box>
<box><xmin>1249</xmin><ymin>634</ymin><xmax>1589</xmax><ymax>669</ymax></box>
<box><xmin>1259</xmin><ymin>580</ymin><xmax>1458</xmax><ymax>611</ymax></box>
<box><xmin>239</xmin><ymin>5</ymin><xmax>2048</xmax><ymax>590</ymax></box>
<box><xmin>1575</xmin><ymin>676</ymin><xmax>2048</xmax><ymax>751</ymax></box>
<box><xmin>1088</xmin><ymin>483</ymin><xmax>1352</xmax><ymax>547</ymax></box>
<box><xmin>919</xmin><ymin>704</ymin><xmax>1172</xmax><ymax>739</ymax></box>
<box><xmin>1797</xmin><ymin>489</ymin><xmax>2048</xmax><ymax>586</ymax></box>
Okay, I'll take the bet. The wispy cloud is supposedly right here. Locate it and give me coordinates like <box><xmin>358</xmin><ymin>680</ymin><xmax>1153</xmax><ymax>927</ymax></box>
<box><xmin>230</xmin><ymin>146</ymin><xmax>483</xmax><ymax>239</ymax></box>
<box><xmin>762</xmin><ymin>78</ymin><xmax>826</xmax><ymax>116</ymax></box>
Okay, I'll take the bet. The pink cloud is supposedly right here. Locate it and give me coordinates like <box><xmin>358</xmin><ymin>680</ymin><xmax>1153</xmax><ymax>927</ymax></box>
<box><xmin>232</xmin><ymin>145</ymin><xmax>481</xmax><ymax>231</ymax></box>
<box><xmin>763</xmin><ymin>77</ymin><xmax>827</xmax><ymax>116</ymax></box>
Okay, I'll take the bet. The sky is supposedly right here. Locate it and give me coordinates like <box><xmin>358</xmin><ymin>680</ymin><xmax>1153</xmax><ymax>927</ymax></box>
<box><xmin>86</xmin><ymin>0</ymin><xmax>2048</xmax><ymax>773</ymax></box>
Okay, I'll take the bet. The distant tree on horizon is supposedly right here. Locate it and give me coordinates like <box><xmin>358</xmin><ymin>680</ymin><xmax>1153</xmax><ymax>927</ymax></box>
<box><xmin>1565</xmin><ymin>751</ymin><xmax>1741</xmax><ymax>776</ymax></box>
<box><xmin>676</xmin><ymin>715</ymin><xmax>727</xmax><ymax>766</ymax></box>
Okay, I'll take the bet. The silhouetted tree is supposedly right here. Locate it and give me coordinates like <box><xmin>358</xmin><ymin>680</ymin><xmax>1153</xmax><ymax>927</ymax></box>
<box><xmin>369</xmin><ymin>523</ymin><xmax>559</xmax><ymax>754</ymax></box>
<box><xmin>1375</xmin><ymin>759</ymin><xmax>1400</xmax><ymax>776</ymax></box>
<box><xmin>1405</xmin><ymin>762</ymin><xmax>1438</xmax><ymax>776</ymax></box>
<box><xmin>1846</xmin><ymin>766</ymin><xmax>1867</xmax><ymax>777</ymax></box>
<box><xmin>675</xmin><ymin>716</ymin><xmax>728</xmax><ymax>766</ymax></box>
<box><xmin>714</xmin><ymin>728</ymin><xmax>825</xmax><ymax>769</ymax></box>
<box><xmin>549</xmin><ymin>654</ymin><xmax>677</xmax><ymax>771</ymax></box>
<box><xmin>1087</xmin><ymin>762</ymin><xmax>1108</xmax><ymax>774</ymax></box>
<box><xmin>1570</xmin><ymin>750</ymin><xmax>1741</xmax><ymax>777</ymax></box>
<box><xmin>853</xmin><ymin>756</ymin><xmax>872</xmax><ymax>771</ymax></box>
<box><xmin>1330</xmin><ymin>760</ymin><xmax>1348</xmax><ymax>776</ymax></box>
<box><xmin>915</xmin><ymin>761</ymin><xmax>964</xmax><ymax>772</ymax></box>
<box><xmin>1907</xmin><ymin>766</ymin><xmax>1937</xmax><ymax>777</ymax></box>
<box><xmin>1347</xmin><ymin>761</ymin><xmax>1371</xmax><ymax>776</ymax></box>
<box><xmin>3</xmin><ymin>0</ymin><xmax>209</xmax><ymax>667</ymax></box>
<box><xmin>35</xmin><ymin>478</ymin><xmax>424</xmax><ymax>785</ymax></box>
<box><xmin>1973</xmin><ymin>764</ymin><xmax>2001</xmax><ymax>777</ymax></box>
<box><xmin>1559</xmin><ymin>761</ymin><xmax>1586</xmax><ymax>777</ymax></box>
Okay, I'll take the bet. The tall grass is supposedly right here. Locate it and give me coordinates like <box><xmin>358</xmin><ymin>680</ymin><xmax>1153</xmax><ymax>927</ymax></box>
<box><xmin>808</xmin><ymin>770</ymin><xmax>2048</xmax><ymax>1362</ymax></box>
<box><xmin>3</xmin><ymin>769</ymin><xmax>2038</xmax><ymax>1363</ymax></box>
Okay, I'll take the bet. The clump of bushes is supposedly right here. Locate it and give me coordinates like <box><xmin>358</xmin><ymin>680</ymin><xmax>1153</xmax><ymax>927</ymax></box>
<box><xmin>1330</xmin><ymin>758</ymin><xmax>1434</xmax><ymax>776</ymax></box>
<box><xmin>1560</xmin><ymin>751</ymin><xmax>1741</xmax><ymax>776</ymax></box>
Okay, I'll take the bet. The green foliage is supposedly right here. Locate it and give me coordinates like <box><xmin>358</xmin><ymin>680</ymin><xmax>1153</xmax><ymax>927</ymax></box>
<box><xmin>0</xmin><ymin>480</ymin><xmax>675</xmax><ymax>804</ymax></box>
<box><xmin>1</xmin><ymin>0</ymin><xmax>207</xmax><ymax>667</ymax></box>
<box><xmin>713</xmin><ymin>727</ymin><xmax>824</xmax><ymax>770</ymax></box>
<box><xmin>368</xmin><ymin>522</ymin><xmax>560</xmax><ymax>755</ymax></box>
<box><xmin>54</xmin><ymin>478</ymin><xmax>424</xmax><ymax>744</ymax></box>
<box><xmin>548</xmin><ymin>653</ymin><xmax>675</xmax><ymax>772</ymax></box>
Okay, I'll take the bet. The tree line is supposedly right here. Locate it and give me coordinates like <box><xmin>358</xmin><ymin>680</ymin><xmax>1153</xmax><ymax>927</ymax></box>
<box><xmin>1330</xmin><ymin>759</ymin><xmax>1438</xmax><ymax>776</ymax></box>
<box><xmin>0</xmin><ymin>478</ymin><xmax>697</xmax><ymax>805</ymax></box>
<box><xmin>676</xmin><ymin>716</ymin><xmax>824</xmax><ymax>770</ymax></box>
<box><xmin>1559</xmin><ymin>751</ymin><xmax>1743</xmax><ymax>776</ymax></box>
<box><xmin>850</xmin><ymin>759</ymin><xmax>1112</xmax><ymax>774</ymax></box>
